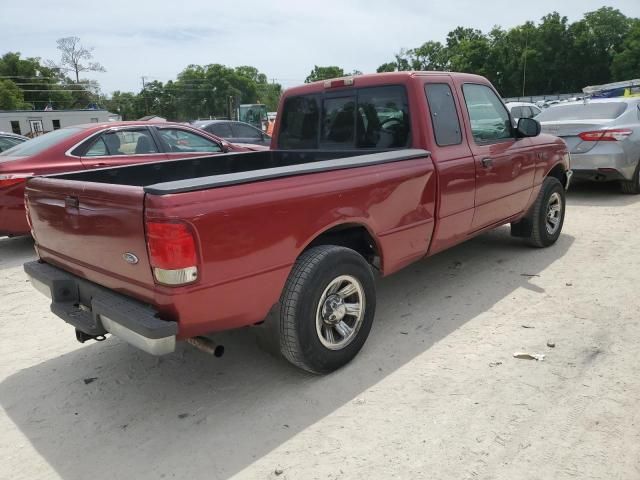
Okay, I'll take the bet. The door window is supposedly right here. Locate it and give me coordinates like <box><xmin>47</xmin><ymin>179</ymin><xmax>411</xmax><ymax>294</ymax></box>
<box><xmin>425</xmin><ymin>83</ymin><xmax>462</xmax><ymax>146</ymax></box>
<box><xmin>157</xmin><ymin>128</ymin><xmax>222</xmax><ymax>153</ymax></box>
<box><xmin>463</xmin><ymin>84</ymin><xmax>512</xmax><ymax>143</ymax></box>
<box><xmin>84</xmin><ymin>130</ymin><xmax>159</xmax><ymax>157</ymax></box>
<box><xmin>231</xmin><ymin>122</ymin><xmax>263</xmax><ymax>139</ymax></box>
<box><xmin>206</xmin><ymin>123</ymin><xmax>233</xmax><ymax>138</ymax></box>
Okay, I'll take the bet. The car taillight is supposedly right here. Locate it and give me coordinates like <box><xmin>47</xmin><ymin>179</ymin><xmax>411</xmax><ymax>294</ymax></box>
<box><xmin>0</xmin><ymin>173</ymin><xmax>32</xmax><ymax>189</ymax></box>
<box><xmin>578</xmin><ymin>129</ymin><xmax>633</xmax><ymax>142</ymax></box>
<box><xmin>145</xmin><ymin>221</ymin><xmax>199</xmax><ymax>286</ymax></box>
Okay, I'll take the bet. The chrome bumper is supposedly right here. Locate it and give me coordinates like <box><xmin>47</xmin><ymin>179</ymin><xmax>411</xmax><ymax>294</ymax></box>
<box><xmin>24</xmin><ymin>261</ymin><xmax>177</xmax><ymax>356</ymax></box>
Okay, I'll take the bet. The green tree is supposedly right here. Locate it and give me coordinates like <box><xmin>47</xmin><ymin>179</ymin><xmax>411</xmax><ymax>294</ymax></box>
<box><xmin>304</xmin><ymin>66</ymin><xmax>346</xmax><ymax>83</ymax></box>
<box><xmin>569</xmin><ymin>7</ymin><xmax>632</xmax><ymax>87</ymax></box>
<box><xmin>611</xmin><ymin>20</ymin><xmax>640</xmax><ymax>80</ymax></box>
<box><xmin>0</xmin><ymin>79</ymin><xmax>28</xmax><ymax>109</ymax></box>
<box><xmin>0</xmin><ymin>52</ymin><xmax>74</xmax><ymax>109</ymax></box>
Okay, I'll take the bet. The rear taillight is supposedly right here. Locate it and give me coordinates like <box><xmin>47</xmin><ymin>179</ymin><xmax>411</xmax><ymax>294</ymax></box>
<box><xmin>0</xmin><ymin>173</ymin><xmax>32</xmax><ymax>189</ymax></box>
<box><xmin>578</xmin><ymin>129</ymin><xmax>633</xmax><ymax>142</ymax></box>
<box><xmin>145</xmin><ymin>221</ymin><xmax>199</xmax><ymax>286</ymax></box>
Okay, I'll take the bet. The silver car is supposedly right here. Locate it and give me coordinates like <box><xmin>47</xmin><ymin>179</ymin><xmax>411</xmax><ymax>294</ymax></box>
<box><xmin>537</xmin><ymin>98</ymin><xmax>640</xmax><ymax>194</ymax></box>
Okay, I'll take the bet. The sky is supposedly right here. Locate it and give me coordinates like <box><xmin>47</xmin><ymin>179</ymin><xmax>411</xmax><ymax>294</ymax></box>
<box><xmin>1</xmin><ymin>0</ymin><xmax>639</xmax><ymax>95</ymax></box>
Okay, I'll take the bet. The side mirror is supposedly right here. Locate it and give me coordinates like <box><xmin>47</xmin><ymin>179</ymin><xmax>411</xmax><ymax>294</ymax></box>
<box><xmin>517</xmin><ymin>117</ymin><xmax>541</xmax><ymax>138</ymax></box>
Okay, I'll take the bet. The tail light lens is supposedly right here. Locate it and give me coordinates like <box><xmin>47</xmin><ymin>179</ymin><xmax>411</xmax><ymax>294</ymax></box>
<box><xmin>145</xmin><ymin>221</ymin><xmax>199</xmax><ymax>286</ymax></box>
<box><xmin>0</xmin><ymin>173</ymin><xmax>32</xmax><ymax>189</ymax></box>
<box><xmin>578</xmin><ymin>129</ymin><xmax>633</xmax><ymax>142</ymax></box>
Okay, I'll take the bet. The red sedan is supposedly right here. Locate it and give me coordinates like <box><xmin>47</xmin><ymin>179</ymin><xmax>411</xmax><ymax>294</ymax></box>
<box><xmin>0</xmin><ymin>121</ymin><xmax>258</xmax><ymax>237</ymax></box>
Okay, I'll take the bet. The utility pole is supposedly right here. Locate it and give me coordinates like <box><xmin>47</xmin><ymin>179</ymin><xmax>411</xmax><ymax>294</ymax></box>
<box><xmin>522</xmin><ymin>36</ymin><xmax>528</xmax><ymax>98</ymax></box>
<box><xmin>141</xmin><ymin>76</ymin><xmax>149</xmax><ymax>115</ymax></box>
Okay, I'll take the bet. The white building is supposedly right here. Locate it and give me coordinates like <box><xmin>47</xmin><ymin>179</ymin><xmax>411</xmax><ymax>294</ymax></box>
<box><xmin>0</xmin><ymin>109</ymin><xmax>120</xmax><ymax>137</ymax></box>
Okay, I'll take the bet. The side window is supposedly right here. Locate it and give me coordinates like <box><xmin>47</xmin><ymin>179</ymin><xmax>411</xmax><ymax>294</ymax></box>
<box><xmin>232</xmin><ymin>123</ymin><xmax>262</xmax><ymax>139</ymax></box>
<box><xmin>357</xmin><ymin>86</ymin><xmax>410</xmax><ymax>148</ymax></box>
<box><xmin>321</xmin><ymin>96</ymin><xmax>356</xmax><ymax>148</ymax></box>
<box><xmin>463</xmin><ymin>84</ymin><xmax>512</xmax><ymax>143</ymax></box>
<box><xmin>207</xmin><ymin>123</ymin><xmax>233</xmax><ymax>138</ymax></box>
<box><xmin>279</xmin><ymin>95</ymin><xmax>320</xmax><ymax>149</ymax></box>
<box><xmin>85</xmin><ymin>137</ymin><xmax>109</xmax><ymax>156</ymax></box>
<box><xmin>85</xmin><ymin>130</ymin><xmax>159</xmax><ymax>156</ymax></box>
<box><xmin>158</xmin><ymin>128</ymin><xmax>222</xmax><ymax>153</ymax></box>
<box><xmin>531</xmin><ymin>106</ymin><xmax>542</xmax><ymax>117</ymax></box>
<box><xmin>425</xmin><ymin>83</ymin><xmax>462</xmax><ymax>146</ymax></box>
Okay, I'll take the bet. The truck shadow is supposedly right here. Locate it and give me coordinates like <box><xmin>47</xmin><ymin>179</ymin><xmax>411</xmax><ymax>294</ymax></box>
<box><xmin>0</xmin><ymin>236</ymin><xmax>35</xmax><ymax>271</ymax></box>
<box><xmin>567</xmin><ymin>180</ymin><xmax>640</xmax><ymax>207</ymax></box>
<box><xmin>0</xmin><ymin>227</ymin><xmax>574</xmax><ymax>480</ymax></box>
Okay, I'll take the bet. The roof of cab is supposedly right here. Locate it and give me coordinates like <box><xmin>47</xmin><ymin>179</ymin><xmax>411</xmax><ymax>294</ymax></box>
<box><xmin>282</xmin><ymin>71</ymin><xmax>489</xmax><ymax>97</ymax></box>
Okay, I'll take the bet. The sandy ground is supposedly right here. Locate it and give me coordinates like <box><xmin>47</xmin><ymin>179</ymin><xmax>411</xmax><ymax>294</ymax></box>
<box><xmin>1</xmin><ymin>182</ymin><xmax>639</xmax><ymax>480</ymax></box>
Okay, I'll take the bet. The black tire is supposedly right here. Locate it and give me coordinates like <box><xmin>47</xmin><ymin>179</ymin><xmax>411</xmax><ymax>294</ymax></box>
<box><xmin>278</xmin><ymin>245</ymin><xmax>376</xmax><ymax>374</ymax></box>
<box><xmin>620</xmin><ymin>161</ymin><xmax>640</xmax><ymax>195</ymax></box>
<box><xmin>521</xmin><ymin>177</ymin><xmax>566</xmax><ymax>248</ymax></box>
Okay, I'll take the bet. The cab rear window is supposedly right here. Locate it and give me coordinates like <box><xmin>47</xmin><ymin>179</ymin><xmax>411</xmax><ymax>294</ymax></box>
<box><xmin>279</xmin><ymin>86</ymin><xmax>410</xmax><ymax>150</ymax></box>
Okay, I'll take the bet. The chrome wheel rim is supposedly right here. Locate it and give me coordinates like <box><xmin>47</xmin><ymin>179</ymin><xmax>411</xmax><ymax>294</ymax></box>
<box><xmin>545</xmin><ymin>192</ymin><xmax>562</xmax><ymax>235</ymax></box>
<box><xmin>315</xmin><ymin>275</ymin><xmax>365</xmax><ymax>350</ymax></box>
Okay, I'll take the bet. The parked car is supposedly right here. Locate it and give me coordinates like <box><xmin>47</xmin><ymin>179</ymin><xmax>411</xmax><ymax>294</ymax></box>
<box><xmin>505</xmin><ymin>102</ymin><xmax>542</xmax><ymax>121</ymax></box>
<box><xmin>192</xmin><ymin>120</ymin><xmax>272</xmax><ymax>147</ymax></box>
<box><xmin>537</xmin><ymin>97</ymin><xmax>640</xmax><ymax>194</ymax></box>
<box><xmin>0</xmin><ymin>121</ymin><xmax>257</xmax><ymax>237</ymax></box>
<box><xmin>0</xmin><ymin>132</ymin><xmax>28</xmax><ymax>152</ymax></box>
<box><xmin>23</xmin><ymin>72</ymin><xmax>570</xmax><ymax>374</ymax></box>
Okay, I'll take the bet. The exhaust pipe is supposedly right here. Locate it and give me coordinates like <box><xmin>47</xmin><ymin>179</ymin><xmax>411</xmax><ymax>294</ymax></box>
<box><xmin>186</xmin><ymin>336</ymin><xmax>225</xmax><ymax>357</ymax></box>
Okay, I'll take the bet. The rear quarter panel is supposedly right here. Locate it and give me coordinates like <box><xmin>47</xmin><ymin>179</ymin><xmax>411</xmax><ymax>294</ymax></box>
<box><xmin>146</xmin><ymin>157</ymin><xmax>436</xmax><ymax>336</ymax></box>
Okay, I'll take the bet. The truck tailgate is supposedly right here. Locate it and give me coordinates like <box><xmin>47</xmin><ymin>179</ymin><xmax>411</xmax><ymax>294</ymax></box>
<box><xmin>26</xmin><ymin>177</ymin><xmax>155</xmax><ymax>295</ymax></box>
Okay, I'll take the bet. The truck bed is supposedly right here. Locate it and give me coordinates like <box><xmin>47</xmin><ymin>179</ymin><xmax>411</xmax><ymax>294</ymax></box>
<box><xmin>26</xmin><ymin>147</ymin><xmax>436</xmax><ymax>337</ymax></box>
<box><xmin>54</xmin><ymin>149</ymin><xmax>430</xmax><ymax>194</ymax></box>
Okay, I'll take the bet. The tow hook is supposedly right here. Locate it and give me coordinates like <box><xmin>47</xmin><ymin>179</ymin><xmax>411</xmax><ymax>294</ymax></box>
<box><xmin>186</xmin><ymin>336</ymin><xmax>225</xmax><ymax>357</ymax></box>
<box><xmin>75</xmin><ymin>329</ymin><xmax>107</xmax><ymax>343</ymax></box>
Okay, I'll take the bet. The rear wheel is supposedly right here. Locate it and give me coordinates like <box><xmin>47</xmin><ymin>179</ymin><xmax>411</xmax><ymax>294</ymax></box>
<box><xmin>620</xmin><ymin>162</ymin><xmax>640</xmax><ymax>194</ymax></box>
<box><xmin>278</xmin><ymin>245</ymin><xmax>376</xmax><ymax>374</ymax></box>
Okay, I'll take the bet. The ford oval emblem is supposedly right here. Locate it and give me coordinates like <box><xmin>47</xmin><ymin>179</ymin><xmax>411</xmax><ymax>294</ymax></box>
<box><xmin>122</xmin><ymin>252</ymin><xmax>139</xmax><ymax>265</ymax></box>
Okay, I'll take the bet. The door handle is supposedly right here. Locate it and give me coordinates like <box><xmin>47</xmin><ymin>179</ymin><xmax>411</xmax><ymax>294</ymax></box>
<box><xmin>481</xmin><ymin>157</ymin><xmax>493</xmax><ymax>168</ymax></box>
<box><xmin>90</xmin><ymin>163</ymin><xmax>108</xmax><ymax>167</ymax></box>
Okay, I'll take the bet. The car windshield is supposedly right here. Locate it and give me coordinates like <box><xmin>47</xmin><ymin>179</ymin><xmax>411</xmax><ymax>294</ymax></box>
<box><xmin>536</xmin><ymin>102</ymin><xmax>628</xmax><ymax>122</ymax></box>
<box><xmin>0</xmin><ymin>127</ymin><xmax>83</xmax><ymax>156</ymax></box>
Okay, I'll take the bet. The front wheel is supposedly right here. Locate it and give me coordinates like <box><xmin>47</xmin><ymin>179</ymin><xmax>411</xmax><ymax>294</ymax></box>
<box><xmin>278</xmin><ymin>245</ymin><xmax>376</xmax><ymax>374</ymax></box>
<box><xmin>513</xmin><ymin>177</ymin><xmax>566</xmax><ymax>248</ymax></box>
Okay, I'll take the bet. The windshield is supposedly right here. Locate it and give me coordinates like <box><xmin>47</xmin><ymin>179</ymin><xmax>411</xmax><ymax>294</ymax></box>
<box><xmin>0</xmin><ymin>127</ymin><xmax>83</xmax><ymax>157</ymax></box>
<box><xmin>536</xmin><ymin>102</ymin><xmax>628</xmax><ymax>122</ymax></box>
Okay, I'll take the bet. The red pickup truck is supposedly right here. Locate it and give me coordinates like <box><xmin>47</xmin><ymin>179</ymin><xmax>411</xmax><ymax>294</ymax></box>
<box><xmin>24</xmin><ymin>72</ymin><xmax>571</xmax><ymax>373</ymax></box>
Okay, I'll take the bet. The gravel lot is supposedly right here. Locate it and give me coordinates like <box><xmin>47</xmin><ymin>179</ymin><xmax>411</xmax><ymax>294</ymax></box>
<box><xmin>1</xmin><ymin>182</ymin><xmax>639</xmax><ymax>480</ymax></box>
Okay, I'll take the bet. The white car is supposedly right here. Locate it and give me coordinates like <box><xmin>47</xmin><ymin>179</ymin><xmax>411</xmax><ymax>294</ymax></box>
<box><xmin>505</xmin><ymin>102</ymin><xmax>542</xmax><ymax>120</ymax></box>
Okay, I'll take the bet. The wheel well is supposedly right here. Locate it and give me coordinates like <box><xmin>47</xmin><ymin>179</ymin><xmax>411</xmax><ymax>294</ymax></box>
<box><xmin>304</xmin><ymin>224</ymin><xmax>381</xmax><ymax>270</ymax></box>
<box><xmin>547</xmin><ymin>163</ymin><xmax>568</xmax><ymax>188</ymax></box>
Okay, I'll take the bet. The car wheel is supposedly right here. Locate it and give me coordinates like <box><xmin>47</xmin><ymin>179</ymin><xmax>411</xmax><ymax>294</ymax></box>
<box><xmin>523</xmin><ymin>177</ymin><xmax>566</xmax><ymax>248</ymax></box>
<box><xmin>621</xmin><ymin>161</ymin><xmax>640</xmax><ymax>195</ymax></box>
<box><xmin>278</xmin><ymin>245</ymin><xmax>376</xmax><ymax>374</ymax></box>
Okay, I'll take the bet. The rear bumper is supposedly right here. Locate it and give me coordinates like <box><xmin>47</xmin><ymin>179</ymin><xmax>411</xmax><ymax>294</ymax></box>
<box><xmin>24</xmin><ymin>260</ymin><xmax>178</xmax><ymax>355</ymax></box>
<box><xmin>570</xmin><ymin>149</ymin><xmax>637</xmax><ymax>181</ymax></box>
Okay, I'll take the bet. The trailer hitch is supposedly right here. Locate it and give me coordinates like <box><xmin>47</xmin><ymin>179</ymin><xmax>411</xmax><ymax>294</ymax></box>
<box><xmin>75</xmin><ymin>329</ymin><xmax>107</xmax><ymax>344</ymax></box>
